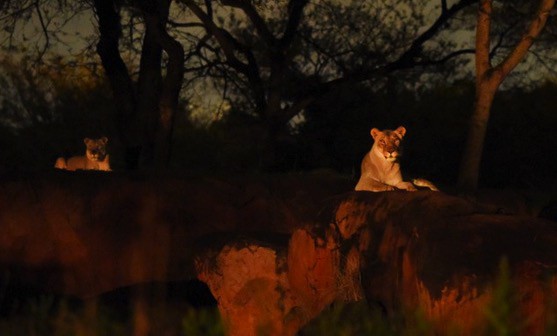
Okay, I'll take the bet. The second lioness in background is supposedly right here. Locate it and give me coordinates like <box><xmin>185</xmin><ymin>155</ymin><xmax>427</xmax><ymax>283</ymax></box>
<box><xmin>55</xmin><ymin>137</ymin><xmax>111</xmax><ymax>171</ymax></box>
<box><xmin>355</xmin><ymin>126</ymin><xmax>438</xmax><ymax>192</ymax></box>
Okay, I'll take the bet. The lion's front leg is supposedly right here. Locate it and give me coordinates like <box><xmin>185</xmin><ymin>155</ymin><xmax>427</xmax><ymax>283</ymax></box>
<box><xmin>370</xmin><ymin>180</ymin><xmax>401</xmax><ymax>191</ymax></box>
<box><xmin>356</xmin><ymin>177</ymin><xmax>396</xmax><ymax>192</ymax></box>
<box><xmin>395</xmin><ymin>181</ymin><xmax>417</xmax><ymax>191</ymax></box>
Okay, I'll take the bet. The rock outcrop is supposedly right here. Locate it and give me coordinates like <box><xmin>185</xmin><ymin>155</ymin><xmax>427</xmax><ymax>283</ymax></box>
<box><xmin>1</xmin><ymin>172</ymin><xmax>557</xmax><ymax>335</ymax></box>
<box><xmin>329</xmin><ymin>191</ymin><xmax>557</xmax><ymax>335</ymax></box>
<box><xmin>194</xmin><ymin>190</ymin><xmax>557</xmax><ymax>335</ymax></box>
<box><xmin>0</xmin><ymin>171</ymin><xmax>351</xmax><ymax>297</ymax></box>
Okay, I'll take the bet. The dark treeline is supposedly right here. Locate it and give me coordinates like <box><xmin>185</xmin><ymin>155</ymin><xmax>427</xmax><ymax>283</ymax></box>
<box><xmin>2</xmin><ymin>1</ymin><xmax>557</xmax><ymax>192</ymax></box>
<box><xmin>1</xmin><ymin>71</ymin><xmax>556</xmax><ymax>191</ymax></box>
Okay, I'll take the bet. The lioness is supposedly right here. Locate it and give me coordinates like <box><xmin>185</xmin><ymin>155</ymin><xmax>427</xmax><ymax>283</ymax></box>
<box><xmin>355</xmin><ymin>126</ymin><xmax>438</xmax><ymax>192</ymax></box>
<box><xmin>55</xmin><ymin>137</ymin><xmax>111</xmax><ymax>171</ymax></box>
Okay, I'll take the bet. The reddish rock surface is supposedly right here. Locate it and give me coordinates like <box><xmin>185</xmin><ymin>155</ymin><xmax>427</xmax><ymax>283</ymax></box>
<box><xmin>193</xmin><ymin>191</ymin><xmax>557</xmax><ymax>335</ymax></box>
<box><xmin>310</xmin><ymin>191</ymin><xmax>557</xmax><ymax>334</ymax></box>
<box><xmin>0</xmin><ymin>171</ymin><xmax>351</xmax><ymax>297</ymax></box>
<box><xmin>1</xmin><ymin>172</ymin><xmax>557</xmax><ymax>335</ymax></box>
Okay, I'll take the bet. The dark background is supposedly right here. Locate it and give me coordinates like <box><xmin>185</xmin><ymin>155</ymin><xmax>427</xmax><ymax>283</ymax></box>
<box><xmin>1</xmin><ymin>77</ymin><xmax>556</xmax><ymax>191</ymax></box>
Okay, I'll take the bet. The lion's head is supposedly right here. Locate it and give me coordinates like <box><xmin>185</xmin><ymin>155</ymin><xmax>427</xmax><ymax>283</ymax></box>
<box><xmin>370</xmin><ymin>126</ymin><xmax>406</xmax><ymax>162</ymax></box>
<box><xmin>84</xmin><ymin>137</ymin><xmax>108</xmax><ymax>162</ymax></box>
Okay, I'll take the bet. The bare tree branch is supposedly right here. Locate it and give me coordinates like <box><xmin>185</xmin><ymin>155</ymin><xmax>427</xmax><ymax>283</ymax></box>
<box><xmin>221</xmin><ymin>0</ymin><xmax>277</xmax><ymax>45</ymax></box>
<box><xmin>280</xmin><ymin>0</ymin><xmax>309</xmax><ymax>48</ymax></box>
<box><xmin>180</xmin><ymin>0</ymin><xmax>249</xmax><ymax>73</ymax></box>
<box><xmin>0</xmin><ymin>2</ymin><xmax>35</xmax><ymax>21</ymax></box>
<box><xmin>415</xmin><ymin>48</ymin><xmax>476</xmax><ymax>66</ymax></box>
<box><xmin>34</xmin><ymin>1</ymin><xmax>50</xmax><ymax>62</ymax></box>
<box><xmin>498</xmin><ymin>0</ymin><xmax>555</xmax><ymax>77</ymax></box>
<box><xmin>390</xmin><ymin>0</ymin><xmax>478</xmax><ymax>70</ymax></box>
<box><xmin>167</xmin><ymin>19</ymin><xmax>204</xmax><ymax>28</ymax></box>
<box><xmin>475</xmin><ymin>0</ymin><xmax>492</xmax><ymax>78</ymax></box>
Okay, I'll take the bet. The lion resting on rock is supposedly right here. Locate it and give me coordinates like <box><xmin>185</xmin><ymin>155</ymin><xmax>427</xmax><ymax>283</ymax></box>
<box><xmin>355</xmin><ymin>126</ymin><xmax>437</xmax><ymax>192</ymax></box>
<box><xmin>55</xmin><ymin>137</ymin><xmax>111</xmax><ymax>171</ymax></box>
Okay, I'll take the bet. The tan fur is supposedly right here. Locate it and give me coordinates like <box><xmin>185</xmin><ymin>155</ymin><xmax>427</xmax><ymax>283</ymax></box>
<box><xmin>355</xmin><ymin>126</ymin><xmax>438</xmax><ymax>192</ymax></box>
<box><xmin>412</xmin><ymin>178</ymin><xmax>439</xmax><ymax>191</ymax></box>
<box><xmin>55</xmin><ymin>137</ymin><xmax>111</xmax><ymax>171</ymax></box>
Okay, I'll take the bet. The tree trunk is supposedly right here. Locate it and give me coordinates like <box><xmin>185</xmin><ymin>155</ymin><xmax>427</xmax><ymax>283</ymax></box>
<box><xmin>457</xmin><ymin>79</ymin><xmax>497</xmax><ymax>192</ymax></box>
<box><xmin>93</xmin><ymin>0</ymin><xmax>139</xmax><ymax>170</ymax></box>
<box><xmin>457</xmin><ymin>0</ymin><xmax>554</xmax><ymax>192</ymax></box>
<box><xmin>154</xmin><ymin>1</ymin><xmax>184</xmax><ymax>167</ymax></box>
<box><xmin>94</xmin><ymin>0</ymin><xmax>184</xmax><ymax>170</ymax></box>
<box><xmin>262</xmin><ymin>107</ymin><xmax>290</xmax><ymax>171</ymax></box>
<box><xmin>136</xmin><ymin>13</ymin><xmax>163</xmax><ymax>168</ymax></box>
<box><xmin>137</xmin><ymin>0</ymin><xmax>184</xmax><ymax>169</ymax></box>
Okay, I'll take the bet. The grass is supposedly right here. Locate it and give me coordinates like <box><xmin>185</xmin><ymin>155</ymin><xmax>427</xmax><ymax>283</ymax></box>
<box><xmin>0</xmin><ymin>260</ymin><xmax>556</xmax><ymax>336</ymax></box>
<box><xmin>301</xmin><ymin>258</ymin><xmax>556</xmax><ymax>336</ymax></box>
<box><xmin>0</xmin><ymin>279</ymin><xmax>223</xmax><ymax>336</ymax></box>
<box><xmin>0</xmin><ymin>295</ymin><xmax>224</xmax><ymax>336</ymax></box>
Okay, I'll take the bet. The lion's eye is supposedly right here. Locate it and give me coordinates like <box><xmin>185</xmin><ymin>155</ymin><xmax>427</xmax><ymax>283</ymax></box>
<box><xmin>379</xmin><ymin>139</ymin><xmax>386</xmax><ymax>145</ymax></box>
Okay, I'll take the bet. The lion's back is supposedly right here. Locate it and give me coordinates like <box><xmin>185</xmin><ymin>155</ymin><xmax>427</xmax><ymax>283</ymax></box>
<box><xmin>54</xmin><ymin>156</ymin><xmax>88</xmax><ymax>171</ymax></box>
<box><xmin>55</xmin><ymin>155</ymin><xmax>111</xmax><ymax>171</ymax></box>
<box><xmin>65</xmin><ymin>156</ymin><xmax>89</xmax><ymax>171</ymax></box>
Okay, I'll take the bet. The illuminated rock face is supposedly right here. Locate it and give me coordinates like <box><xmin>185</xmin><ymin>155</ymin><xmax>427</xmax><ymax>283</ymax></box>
<box><xmin>196</xmin><ymin>191</ymin><xmax>557</xmax><ymax>335</ymax></box>
<box><xmin>195</xmin><ymin>230</ymin><xmax>345</xmax><ymax>336</ymax></box>
<box><xmin>196</xmin><ymin>240</ymin><xmax>294</xmax><ymax>336</ymax></box>
<box><xmin>1</xmin><ymin>173</ymin><xmax>557</xmax><ymax>335</ymax></box>
<box><xmin>0</xmin><ymin>171</ymin><xmax>351</xmax><ymax>297</ymax></box>
<box><xmin>305</xmin><ymin>192</ymin><xmax>557</xmax><ymax>335</ymax></box>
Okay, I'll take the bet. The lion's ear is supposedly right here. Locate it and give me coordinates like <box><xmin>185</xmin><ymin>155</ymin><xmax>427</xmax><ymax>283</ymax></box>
<box><xmin>84</xmin><ymin>138</ymin><xmax>92</xmax><ymax>145</ymax></box>
<box><xmin>100</xmin><ymin>137</ymin><xmax>108</xmax><ymax>144</ymax></box>
<box><xmin>370</xmin><ymin>128</ymin><xmax>380</xmax><ymax>139</ymax></box>
<box><xmin>395</xmin><ymin>126</ymin><xmax>406</xmax><ymax>137</ymax></box>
